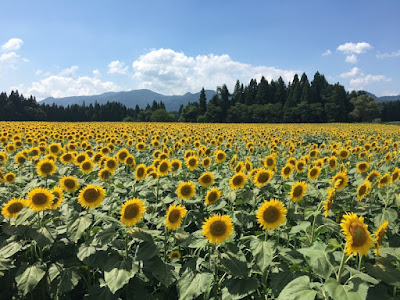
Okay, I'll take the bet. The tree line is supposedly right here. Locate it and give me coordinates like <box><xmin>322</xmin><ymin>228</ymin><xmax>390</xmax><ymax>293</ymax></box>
<box><xmin>0</xmin><ymin>71</ymin><xmax>399</xmax><ymax>123</ymax></box>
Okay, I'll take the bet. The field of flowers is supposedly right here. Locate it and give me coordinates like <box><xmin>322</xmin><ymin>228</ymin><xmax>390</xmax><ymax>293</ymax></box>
<box><xmin>0</xmin><ymin>122</ymin><xmax>399</xmax><ymax>299</ymax></box>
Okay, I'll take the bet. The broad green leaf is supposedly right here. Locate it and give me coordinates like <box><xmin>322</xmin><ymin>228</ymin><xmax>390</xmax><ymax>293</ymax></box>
<box><xmin>0</xmin><ymin>257</ymin><xmax>14</xmax><ymax>276</ymax></box>
<box><xmin>178</xmin><ymin>269</ymin><xmax>213</xmax><ymax>300</ymax></box>
<box><xmin>0</xmin><ymin>241</ymin><xmax>22</xmax><ymax>258</ymax></box>
<box><xmin>136</xmin><ymin>241</ymin><xmax>159</xmax><ymax>261</ymax></box>
<box><xmin>277</xmin><ymin>275</ymin><xmax>316</xmax><ymax>300</ymax></box>
<box><xmin>68</xmin><ymin>214</ymin><xmax>92</xmax><ymax>243</ymax></box>
<box><xmin>289</xmin><ymin>221</ymin><xmax>311</xmax><ymax>234</ymax></box>
<box><xmin>345</xmin><ymin>266</ymin><xmax>379</xmax><ymax>284</ymax></box>
<box><xmin>104</xmin><ymin>257</ymin><xmax>138</xmax><ymax>294</ymax></box>
<box><xmin>16</xmin><ymin>263</ymin><xmax>46</xmax><ymax>296</ymax></box>
<box><xmin>77</xmin><ymin>243</ymin><xmax>96</xmax><ymax>261</ymax></box>
<box><xmin>222</xmin><ymin>277</ymin><xmax>259</xmax><ymax>300</ymax></box>
<box><xmin>58</xmin><ymin>268</ymin><xmax>81</xmax><ymax>294</ymax></box>
<box><xmin>30</xmin><ymin>227</ymin><xmax>54</xmax><ymax>247</ymax></box>
<box><xmin>93</xmin><ymin>224</ymin><xmax>118</xmax><ymax>246</ymax></box>
<box><xmin>298</xmin><ymin>242</ymin><xmax>333</xmax><ymax>279</ymax></box>
<box><xmin>220</xmin><ymin>251</ymin><xmax>249</xmax><ymax>278</ymax></box>
<box><xmin>143</xmin><ymin>256</ymin><xmax>175</xmax><ymax>286</ymax></box>
<box><xmin>84</xmin><ymin>284</ymin><xmax>119</xmax><ymax>300</ymax></box>
<box><xmin>374</xmin><ymin>209</ymin><xmax>397</xmax><ymax>228</ymax></box>
<box><xmin>324</xmin><ymin>278</ymin><xmax>368</xmax><ymax>300</ymax></box>
<box><xmin>249</xmin><ymin>237</ymin><xmax>274</xmax><ymax>272</ymax></box>
<box><xmin>365</xmin><ymin>258</ymin><xmax>400</xmax><ymax>287</ymax></box>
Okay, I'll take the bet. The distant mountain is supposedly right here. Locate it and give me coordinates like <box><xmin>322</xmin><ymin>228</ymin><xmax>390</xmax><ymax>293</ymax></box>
<box><xmin>40</xmin><ymin>89</ymin><xmax>217</xmax><ymax>111</ymax></box>
<box><xmin>365</xmin><ymin>92</ymin><xmax>400</xmax><ymax>103</ymax></box>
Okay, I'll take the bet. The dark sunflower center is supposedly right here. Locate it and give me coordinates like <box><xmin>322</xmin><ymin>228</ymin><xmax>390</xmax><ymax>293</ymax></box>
<box><xmin>380</xmin><ymin>176</ymin><xmax>388</xmax><ymax>184</ymax></box>
<box><xmin>124</xmin><ymin>204</ymin><xmax>139</xmax><ymax>219</ymax></box>
<box><xmin>77</xmin><ymin>156</ymin><xmax>85</xmax><ymax>163</ymax></box>
<box><xmin>159</xmin><ymin>163</ymin><xmax>168</xmax><ymax>172</ymax></box>
<box><xmin>233</xmin><ymin>175</ymin><xmax>243</xmax><ymax>186</ymax></box>
<box><xmin>263</xmin><ymin>206</ymin><xmax>280</xmax><ymax>223</ymax></box>
<box><xmin>64</xmin><ymin>154</ymin><xmax>72</xmax><ymax>161</ymax></box>
<box><xmin>201</xmin><ymin>175</ymin><xmax>211</xmax><ymax>184</ymax></box>
<box><xmin>64</xmin><ymin>179</ymin><xmax>76</xmax><ymax>189</ymax></box>
<box><xmin>297</xmin><ymin>163</ymin><xmax>304</xmax><ymax>170</ymax></box>
<box><xmin>329</xmin><ymin>160</ymin><xmax>336</xmax><ymax>167</ymax></box>
<box><xmin>266</xmin><ymin>159</ymin><xmax>273</xmax><ymax>166</ymax></box>
<box><xmin>217</xmin><ymin>154</ymin><xmax>224</xmax><ymax>160</ymax></box>
<box><xmin>258</xmin><ymin>172</ymin><xmax>270</xmax><ymax>183</ymax></box>
<box><xmin>359</xmin><ymin>163</ymin><xmax>367</xmax><ymax>171</ymax></box>
<box><xmin>208</xmin><ymin>192</ymin><xmax>218</xmax><ymax>204</ymax></box>
<box><xmin>126</xmin><ymin>157</ymin><xmax>134</xmax><ymax>165</ymax></box>
<box><xmin>336</xmin><ymin>177</ymin><xmax>344</xmax><ymax>187</ymax></box>
<box><xmin>52</xmin><ymin>192</ymin><xmax>60</xmax><ymax>204</ymax></box>
<box><xmin>50</xmin><ymin>146</ymin><xmax>59</xmax><ymax>153</ymax></box>
<box><xmin>168</xmin><ymin>209</ymin><xmax>181</xmax><ymax>223</ymax></box>
<box><xmin>170</xmin><ymin>252</ymin><xmax>179</xmax><ymax>258</ymax></box>
<box><xmin>82</xmin><ymin>162</ymin><xmax>91</xmax><ymax>170</ymax></box>
<box><xmin>8</xmin><ymin>202</ymin><xmax>23</xmax><ymax>214</ymax></box>
<box><xmin>181</xmin><ymin>185</ymin><xmax>192</xmax><ymax>196</ymax></box>
<box><xmin>204</xmin><ymin>160</ymin><xmax>210</xmax><ymax>167</ymax></box>
<box><xmin>340</xmin><ymin>151</ymin><xmax>348</xmax><ymax>158</ymax></box>
<box><xmin>102</xmin><ymin>170</ymin><xmax>111</xmax><ymax>179</ymax></box>
<box><xmin>284</xmin><ymin>167</ymin><xmax>291</xmax><ymax>175</ymax></box>
<box><xmin>310</xmin><ymin>169</ymin><xmax>318</xmax><ymax>177</ymax></box>
<box><xmin>293</xmin><ymin>185</ymin><xmax>304</xmax><ymax>197</ymax></box>
<box><xmin>18</xmin><ymin>157</ymin><xmax>25</xmax><ymax>164</ymax></box>
<box><xmin>138</xmin><ymin>144</ymin><xmax>144</xmax><ymax>150</ymax></box>
<box><xmin>32</xmin><ymin>193</ymin><xmax>48</xmax><ymax>205</ymax></box>
<box><xmin>41</xmin><ymin>163</ymin><xmax>53</xmax><ymax>174</ymax></box>
<box><xmin>392</xmin><ymin>173</ymin><xmax>399</xmax><ymax>181</ymax></box>
<box><xmin>349</xmin><ymin>223</ymin><xmax>367</xmax><ymax>247</ymax></box>
<box><xmin>210</xmin><ymin>220</ymin><xmax>227</xmax><ymax>237</ymax></box>
<box><xmin>119</xmin><ymin>152</ymin><xmax>128</xmax><ymax>160</ymax></box>
<box><xmin>137</xmin><ymin>168</ymin><xmax>145</xmax><ymax>177</ymax></box>
<box><xmin>368</xmin><ymin>173</ymin><xmax>378</xmax><ymax>181</ymax></box>
<box><xmin>83</xmin><ymin>188</ymin><xmax>100</xmax><ymax>203</ymax></box>
<box><xmin>377</xmin><ymin>229</ymin><xmax>386</xmax><ymax>245</ymax></box>
<box><xmin>359</xmin><ymin>185</ymin><xmax>366</xmax><ymax>196</ymax></box>
<box><xmin>107</xmin><ymin>161</ymin><xmax>116</xmax><ymax>168</ymax></box>
<box><xmin>188</xmin><ymin>159</ymin><xmax>196</xmax><ymax>167</ymax></box>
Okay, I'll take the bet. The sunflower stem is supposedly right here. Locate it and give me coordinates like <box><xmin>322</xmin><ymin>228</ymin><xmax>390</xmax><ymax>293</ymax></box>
<box><xmin>357</xmin><ymin>254</ymin><xmax>362</xmax><ymax>271</ymax></box>
<box><xmin>337</xmin><ymin>248</ymin><xmax>347</xmax><ymax>283</ymax></box>
<box><xmin>125</xmin><ymin>231</ymin><xmax>129</xmax><ymax>259</ymax></box>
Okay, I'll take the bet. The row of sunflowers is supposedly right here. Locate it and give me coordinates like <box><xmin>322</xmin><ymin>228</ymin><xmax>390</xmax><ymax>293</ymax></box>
<box><xmin>0</xmin><ymin>122</ymin><xmax>399</xmax><ymax>299</ymax></box>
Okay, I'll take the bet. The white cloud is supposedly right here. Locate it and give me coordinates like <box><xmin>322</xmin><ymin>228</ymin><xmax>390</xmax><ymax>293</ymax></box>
<box><xmin>132</xmin><ymin>48</ymin><xmax>299</xmax><ymax>95</ymax></box>
<box><xmin>35</xmin><ymin>70</ymin><xmax>43</xmax><ymax>76</ymax></box>
<box><xmin>345</xmin><ymin>54</ymin><xmax>358</xmax><ymax>64</ymax></box>
<box><xmin>1</xmin><ymin>38</ymin><xmax>23</xmax><ymax>52</ymax></box>
<box><xmin>108</xmin><ymin>60</ymin><xmax>128</xmax><ymax>74</ymax></box>
<box><xmin>340</xmin><ymin>67</ymin><xmax>361</xmax><ymax>78</ymax></box>
<box><xmin>349</xmin><ymin>74</ymin><xmax>391</xmax><ymax>90</ymax></box>
<box><xmin>59</xmin><ymin>65</ymin><xmax>79</xmax><ymax>76</ymax></box>
<box><xmin>376</xmin><ymin>50</ymin><xmax>400</xmax><ymax>59</ymax></box>
<box><xmin>13</xmin><ymin>73</ymin><xmax>120</xmax><ymax>100</ymax></box>
<box><xmin>322</xmin><ymin>50</ymin><xmax>332</xmax><ymax>56</ymax></box>
<box><xmin>0</xmin><ymin>51</ymin><xmax>19</xmax><ymax>62</ymax></box>
<box><xmin>337</xmin><ymin>42</ymin><xmax>373</xmax><ymax>54</ymax></box>
<box><xmin>93</xmin><ymin>69</ymin><xmax>101</xmax><ymax>77</ymax></box>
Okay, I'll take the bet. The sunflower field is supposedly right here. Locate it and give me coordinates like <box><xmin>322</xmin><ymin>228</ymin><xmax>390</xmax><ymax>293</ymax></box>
<box><xmin>0</xmin><ymin>122</ymin><xmax>399</xmax><ymax>300</ymax></box>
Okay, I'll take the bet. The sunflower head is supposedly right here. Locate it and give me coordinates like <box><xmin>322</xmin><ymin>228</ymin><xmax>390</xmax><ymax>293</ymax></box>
<box><xmin>202</xmin><ymin>214</ymin><xmax>234</xmax><ymax>244</ymax></box>
<box><xmin>80</xmin><ymin>159</ymin><xmax>94</xmax><ymax>174</ymax></box>
<box><xmin>356</xmin><ymin>161</ymin><xmax>369</xmax><ymax>174</ymax></box>
<box><xmin>378</xmin><ymin>173</ymin><xmax>389</xmax><ymax>188</ymax></box>
<box><xmin>51</xmin><ymin>186</ymin><xmax>64</xmax><ymax>209</ymax></box>
<box><xmin>177</xmin><ymin>182</ymin><xmax>196</xmax><ymax>200</ymax></box>
<box><xmin>214</xmin><ymin>150</ymin><xmax>226</xmax><ymax>164</ymax></box>
<box><xmin>2</xmin><ymin>198</ymin><xmax>25</xmax><ymax>218</ymax></box>
<box><xmin>256</xmin><ymin>198</ymin><xmax>287</xmax><ymax>230</ymax></box>
<box><xmin>340</xmin><ymin>213</ymin><xmax>374</xmax><ymax>256</ymax></box>
<box><xmin>185</xmin><ymin>156</ymin><xmax>199</xmax><ymax>171</ymax></box>
<box><xmin>281</xmin><ymin>164</ymin><xmax>293</xmax><ymax>179</ymax></box>
<box><xmin>229</xmin><ymin>172</ymin><xmax>247</xmax><ymax>190</ymax></box>
<box><xmin>330</xmin><ymin>172</ymin><xmax>348</xmax><ymax>191</ymax></box>
<box><xmin>198</xmin><ymin>172</ymin><xmax>215</xmax><ymax>188</ymax></box>
<box><xmin>169</xmin><ymin>251</ymin><xmax>181</xmax><ymax>260</ymax></box>
<box><xmin>289</xmin><ymin>181</ymin><xmax>307</xmax><ymax>202</ymax></box>
<box><xmin>374</xmin><ymin>220</ymin><xmax>389</xmax><ymax>256</ymax></box>
<box><xmin>171</xmin><ymin>159</ymin><xmax>182</xmax><ymax>173</ymax></box>
<box><xmin>4</xmin><ymin>172</ymin><xmax>16</xmax><ymax>183</ymax></box>
<box><xmin>135</xmin><ymin>164</ymin><xmax>147</xmax><ymax>180</ymax></box>
<box><xmin>78</xmin><ymin>185</ymin><xmax>106</xmax><ymax>209</ymax></box>
<box><xmin>202</xmin><ymin>157</ymin><xmax>211</xmax><ymax>169</ymax></box>
<box><xmin>157</xmin><ymin>160</ymin><xmax>171</xmax><ymax>176</ymax></box>
<box><xmin>366</xmin><ymin>170</ymin><xmax>381</xmax><ymax>182</ymax></box>
<box><xmin>60</xmin><ymin>176</ymin><xmax>79</xmax><ymax>193</ymax></box>
<box><xmin>357</xmin><ymin>181</ymin><xmax>371</xmax><ymax>201</ymax></box>
<box><xmin>264</xmin><ymin>155</ymin><xmax>276</xmax><ymax>170</ymax></box>
<box><xmin>390</xmin><ymin>168</ymin><xmax>400</xmax><ymax>184</ymax></box>
<box><xmin>308</xmin><ymin>166</ymin><xmax>321</xmax><ymax>180</ymax></box>
<box><xmin>27</xmin><ymin>187</ymin><xmax>54</xmax><ymax>211</ymax></box>
<box><xmin>60</xmin><ymin>152</ymin><xmax>75</xmax><ymax>164</ymax></box>
<box><xmin>253</xmin><ymin>169</ymin><xmax>274</xmax><ymax>187</ymax></box>
<box><xmin>120</xmin><ymin>198</ymin><xmax>146</xmax><ymax>226</ymax></box>
<box><xmin>36</xmin><ymin>159</ymin><xmax>57</xmax><ymax>177</ymax></box>
<box><xmin>205</xmin><ymin>187</ymin><xmax>221</xmax><ymax>206</ymax></box>
<box><xmin>98</xmin><ymin>168</ymin><xmax>113</xmax><ymax>182</ymax></box>
<box><xmin>296</xmin><ymin>160</ymin><xmax>306</xmax><ymax>173</ymax></box>
<box><xmin>165</xmin><ymin>203</ymin><xmax>187</xmax><ymax>230</ymax></box>
<box><xmin>328</xmin><ymin>156</ymin><xmax>338</xmax><ymax>171</ymax></box>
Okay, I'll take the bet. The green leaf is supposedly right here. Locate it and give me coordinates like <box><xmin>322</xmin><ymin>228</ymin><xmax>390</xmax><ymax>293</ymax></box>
<box><xmin>104</xmin><ymin>257</ymin><xmax>138</xmax><ymax>294</ymax></box>
<box><xmin>324</xmin><ymin>278</ymin><xmax>368</xmax><ymax>300</ymax></box>
<box><xmin>374</xmin><ymin>209</ymin><xmax>398</xmax><ymax>228</ymax></box>
<box><xmin>298</xmin><ymin>242</ymin><xmax>333</xmax><ymax>279</ymax></box>
<box><xmin>93</xmin><ymin>224</ymin><xmax>118</xmax><ymax>246</ymax></box>
<box><xmin>177</xmin><ymin>269</ymin><xmax>213</xmax><ymax>300</ymax></box>
<box><xmin>277</xmin><ymin>276</ymin><xmax>317</xmax><ymax>300</ymax></box>
<box><xmin>58</xmin><ymin>268</ymin><xmax>81</xmax><ymax>294</ymax></box>
<box><xmin>136</xmin><ymin>241</ymin><xmax>159</xmax><ymax>261</ymax></box>
<box><xmin>0</xmin><ymin>241</ymin><xmax>22</xmax><ymax>258</ymax></box>
<box><xmin>30</xmin><ymin>227</ymin><xmax>54</xmax><ymax>247</ymax></box>
<box><xmin>249</xmin><ymin>237</ymin><xmax>274</xmax><ymax>272</ymax></box>
<box><xmin>345</xmin><ymin>266</ymin><xmax>379</xmax><ymax>284</ymax></box>
<box><xmin>84</xmin><ymin>284</ymin><xmax>119</xmax><ymax>300</ymax></box>
<box><xmin>68</xmin><ymin>214</ymin><xmax>92</xmax><ymax>243</ymax></box>
<box><xmin>16</xmin><ymin>263</ymin><xmax>46</xmax><ymax>296</ymax></box>
<box><xmin>222</xmin><ymin>277</ymin><xmax>259</xmax><ymax>300</ymax></box>
<box><xmin>220</xmin><ymin>251</ymin><xmax>249</xmax><ymax>278</ymax></box>
<box><xmin>77</xmin><ymin>243</ymin><xmax>96</xmax><ymax>261</ymax></box>
<box><xmin>365</xmin><ymin>258</ymin><xmax>400</xmax><ymax>287</ymax></box>
<box><xmin>289</xmin><ymin>221</ymin><xmax>311</xmax><ymax>234</ymax></box>
<box><xmin>128</xmin><ymin>228</ymin><xmax>155</xmax><ymax>243</ymax></box>
<box><xmin>0</xmin><ymin>257</ymin><xmax>14</xmax><ymax>276</ymax></box>
<box><xmin>143</xmin><ymin>256</ymin><xmax>175</xmax><ymax>286</ymax></box>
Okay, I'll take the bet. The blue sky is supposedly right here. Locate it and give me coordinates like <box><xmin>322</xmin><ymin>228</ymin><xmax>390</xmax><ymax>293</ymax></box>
<box><xmin>1</xmin><ymin>0</ymin><xmax>400</xmax><ymax>100</ymax></box>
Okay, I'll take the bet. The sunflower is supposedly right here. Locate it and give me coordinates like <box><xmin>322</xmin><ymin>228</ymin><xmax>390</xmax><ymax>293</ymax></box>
<box><xmin>205</xmin><ymin>187</ymin><xmax>221</xmax><ymax>206</ymax></box>
<box><xmin>78</xmin><ymin>185</ymin><xmax>106</xmax><ymax>209</ymax></box>
<box><xmin>202</xmin><ymin>214</ymin><xmax>234</xmax><ymax>244</ymax></box>
<box><xmin>374</xmin><ymin>220</ymin><xmax>389</xmax><ymax>255</ymax></box>
<box><xmin>177</xmin><ymin>182</ymin><xmax>196</xmax><ymax>200</ymax></box>
<box><xmin>235</xmin><ymin>162</ymin><xmax>245</xmax><ymax>173</ymax></box>
<box><xmin>330</xmin><ymin>172</ymin><xmax>348</xmax><ymax>191</ymax></box>
<box><xmin>75</xmin><ymin>153</ymin><xmax>89</xmax><ymax>165</ymax></box>
<box><xmin>264</xmin><ymin>155</ymin><xmax>276</xmax><ymax>170</ymax></box>
<box><xmin>120</xmin><ymin>198</ymin><xmax>146</xmax><ymax>226</ymax></box>
<box><xmin>80</xmin><ymin>159</ymin><xmax>94</xmax><ymax>174</ymax></box>
<box><xmin>2</xmin><ymin>198</ymin><xmax>25</xmax><ymax>218</ymax></box>
<box><xmin>245</xmin><ymin>160</ymin><xmax>253</xmax><ymax>172</ymax></box>
<box><xmin>165</xmin><ymin>204</ymin><xmax>187</xmax><ymax>230</ymax></box>
<box><xmin>51</xmin><ymin>186</ymin><xmax>64</xmax><ymax>209</ymax></box>
<box><xmin>229</xmin><ymin>155</ymin><xmax>237</xmax><ymax>169</ymax></box>
<box><xmin>125</xmin><ymin>155</ymin><xmax>136</xmax><ymax>168</ymax></box>
<box><xmin>26</xmin><ymin>187</ymin><xmax>54</xmax><ymax>211</ymax></box>
<box><xmin>185</xmin><ymin>156</ymin><xmax>199</xmax><ymax>171</ymax></box>
<box><xmin>253</xmin><ymin>169</ymin><xmax>274</xmax><ymax>187</ymax></box>
<box><xmin>48</xmin><ymin>143</ymin><xmax>62</xmax><ymax>155</ymax></box>
<box><xmin>390</xmin><ymin>168</ymin><xmax>400</xmax><ymax>184</ymax></box>
<box><xmin>136</xmin><ymin>142</ymin><xmax>146</xmax><ymax>151</ymax></box>
<box><xmin>356</xmin><ymin>162</ymin><xmax>369</xmax><ymax>174</ymax></box>
<box><xmin>338</xmin><ymin>148</ymin><xmax>350</xmax><ymax>160</ymax></box>
<box><xmin>281</xmin><ymin>164</ymin><xmax>293</xmax><ymax>179</ymax></box>
<box><xmin>202</xmin><ymin>157</ymin><xmax>211</xmax><ymax>169</ymax></box>
<box><xmin>171</xmin><ymin>159</ymin><xmax>182</xmax><ymax>173</ymax></box>
<box><xmin>366</xmin><ymin>170</ymin><xmax>381</xmax><ymax>183</ymax></box>
<box><xmin>169</xmin><ymin>251</ymin><xmax>181</xmax><ymax>260</ymax></box>
<box><xmin>116</xmin><ymin>148</ymin><xmax>130</xmax><ymax>163</ymax></box>
<box><xmin>296</xmin><ymin>160</ymin><xmax>306</xmax><ymax>173</ymax></box>
<box><xmin>157</xmin><ymin>159</ymin><xmax>171</xmax><ymax>176</ymax></box>
<box><xmin>15</xmin><ymin>152</ymin><xmax>27</xmax><ymax>165</ymax></box>
<box><xmin>378</xmin><ymin>173</ymin><xmax>390</xmax><ymax>188</ymax></box>
<box><xmin>357</xmin><ymin>181</ymin><xmax>371</xmax><ymax>201</ymax></box>
<box><xmin>105</xmin><ymin>157</ymin><xmax>118</xmax><ymax>171</ymax></box>
<box><xmin>214</xmin><ymin>150</ymin><xmax>227</xmax><ymax>164</ymax></box>
<box><xmin>60</xmin><ymin>152</ymin><xmax>75</xmax><ymax>164</ymax></box>
<box><xmin>4</xmin><ymin>172</ymin><xmax>16</xmax><ymax>183</ymax></box>
<box><xmin>289</xmin><ymin>181</ymin><xmax>307</xmax><ymax>202</ymax></box>
<box><xmin>198</xmin><ymin>172</ymin><xmax>215</xmax><ymax>188</ymax></box>
<box><xmin>98</xmin><ymin>168</ymin><xmax>113</xmax><ymax>182</ymax></box>
<box><xmin>308</xmin><ymin>166</ymin><xmax>321</xmax><ymax>180</ymax></box>
<box><xmin>229</xmin><ymin>172</ymin><xmax>247</xmax><ymax>190</ymax></box>
<box><xmin>328</xmin><ymin>156</ymin><xmax>338</xmax><ymax>171</ymax></box>
<box><xmin>60</xmin><ymin>176</ymin><xmax>79</xmax><ymax>193</ymax></box>
<box><xmin>256</xmin><ymin>199</ymin><xmax>287</xmax><ymax>230</ymax></box>
<box><xmin>340</xmin><ymin>213</ymin><xmax>374</xmax><ymax>256</ymax></box>
<box><xmin>36</xmin><ymin>159</ymin><xmax>57</xmax><ymax>177</ymax></box>
<box><xmin>134</xmin><ymin>164</ymin><xmax>147</xmax><ymax>181</ymax></box>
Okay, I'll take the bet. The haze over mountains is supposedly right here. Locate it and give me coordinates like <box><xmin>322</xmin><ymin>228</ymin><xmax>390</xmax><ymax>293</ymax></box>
<box><xmin>40</xmin><ymin>89</ymin><xmax>399</xmax><ymax>112</ymax></box>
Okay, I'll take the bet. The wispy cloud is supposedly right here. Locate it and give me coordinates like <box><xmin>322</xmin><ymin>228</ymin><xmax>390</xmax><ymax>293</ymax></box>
<box><xmin>1</xmin><ymin>38</ymin><xmax>23</xmax><ymax>52</ymax></box>
<box><xmin>345</xmin><ymin>54</ymin><xmax>358</xmax><ymax>64</ymax></box>
<box><xmin>376</xmin><ymin>50</ymin><xmax>400</xmax><ymax>59</ymax></box>
<box><xmin>340</xmin><ymin>67</ymin><xmax>361</xmax><ymax>78</ymax></box>
<box><xmin>322</xmin><ymin>50</ymin><xmax>332</xmax><ymax>56</ymax></box>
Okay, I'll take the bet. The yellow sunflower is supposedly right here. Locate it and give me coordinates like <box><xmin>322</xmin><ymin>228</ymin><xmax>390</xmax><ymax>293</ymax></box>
<box><xmin>177</xmin><ymin>182</ymin><xmax>196</xmax><ymax>200</ymax></box>
<box><xmin>330</xmin><ymin>172</ymin><xmax>348</xmax><ymax>191</ymax></box>
<box><xmin>390</xmin><ymin>168</ymin><xmax>400</xmax><ymax>184</ymax></box>
<box><xmin>59</xmin><ymin>176</ymin><xmax>79</xmax><ymax>193</ymax></box>
<box><xmin>98</xmin><ymin>168</ymin><xmax>113</xmax><ymax>182</ymax></box>
<box><xmin>281</xmin><ymin>164</ymin><xmax>293</xmax><ymax>179</ymax></box>
<box><xmin>214</xmin><ymin>150</ymin><xmax>227</xmax><ymax>164</ymax></box>
<box><xmin>36</xmin><ymin>159</ymin><xmax>57</xmax><ymax>177</ymax></box>
<box><xmin>205</xmin><ymin>187</ymin><xmax>222</xmax><ymax>206</ymax></box>
<box><xmin>51</xmin><ymin>186</ymin><xmax>64</xmax><ymax>209</ymax></box>
<box><xmin>80</xmin><ymin>159</ymin><xmax>94</xmax><ymax>174</ymax></box>
<box><xmin>165</xmin><ymin>204</ymin><xmax>187</xmax><ymax>230</ymax></box>
<box><xmin>120</xmin><ymin>198</ymin><xmax>146</xmax><ymax>226</ymax></box>
<box><xmin>78</xmin><ymin>185</ymin><xmax>106</xmax><ymax>209</ymax></box>
<box><xmin>125</xmin><ymin>155</ymin><xmax>136</xmax><ymax>168</ymax></box>
<box><xmin>185</xmin><ymin>156</ymin><xmax>199</xmax><ymax>171</ymax></box>
<box><xmin>171</xmin><ymin>159</ymin><xmax>182</xmax><ymax>173</ymax></box>
<box><xmin>296</xmin><ymin>160</ymin><xmax>306</xmax><ymax>173</ymax></box>
<box><xmin>26</xmin><ymin>187</ymin><xmax>54</xmax><ymax>211</ymax></box>
<box><xmin>256</xmin><ymin>198</ymin><xmax>287</xmax><ymax>230</ymax></box>
<box><xmin>202</xmin><ymin>157</ymin><xmax>211</xmax><ymax>169</ymax></box>
<box><xmin>264</xmin><ymin>155</ymin><xmax>276</xmax><ymax>170</ymax></box>
<box><xmin>378</xmin><ymin>173</ymin><xmax>390</xmax><ymax>188</ymax></box>
<box><xmin>253</xmin><ymin>169</ymin><xmax>274</xmax><ymax>187</ymax></box>
<box><xmin>289</xmin><ymin>181</ymin><xmax>307</xmax><ymax>202</ymax></box>
<box><xmin>374</xmin><ymin>220</ymin><xmax>388</xmax><ymax>255</ymax></box>
<box><xmin>4</xmin><ymin>172</ymin><xmax>16</xmax><ymax>183</ymax></box>
<box><xmin>198</xmin><ymin>172</ymin><xmax>215</xmax><ymax>188</ymax></box>
<box><xmin>229</xmin><ymin>172</ymin><xmax>247</xmax><ymax>190</ymax></box>
<box><xmin>323</xmin><ymin>188</ymin><xmax>336</xmax><ymax>217</ymax></box>
<box><xmin>366</xmin><ymin>170</ymin><xmax>381</xmax><ymax>183</ymax></box>
<box><xmin>134</xmin><ymin>164</ymin><xmax>147</xmax><ymax>181</ymax></box>
<box><xmin>357</xmin><ymin>181</ymin><xmax>371</xmax><ymax>201</ymax></box>
<box><xmin>60</xmin><ymin>152</ymin><xmax>75</xmax><ymax>164</ymax></box>
<box><xmin>338</xmin><ymin>148</ymin><xmax>350</xmax><ymax>160</ymax></box>
<box><xmin>169</xmin><ymin>251</ymin><xmax>181</xmax><ymax>260</ymax></box>
<box><xmin>202</xmin><ymin>214</ymin><xmax>234</xmax><ymax>244</ymax></box>
<box><xmin>15</xmin><ymin>152</ymin><xmax>27</xmax><ymax>165</ymax></box>
<box><xmin>340</xmin><ymin>213</ymin><xmax>374</xmax><ymax>256</ymax></box>
<box><xmin>328</xmin><ymin>156</ymin><xmax>338</xmax><ymax>171</ymax></box>
<box><xmin>116</xmin><ymin>148</ymin><xmax>130</xmax><ymax>163</ymax></box>
<box><xmin>157</xmin><ymin>160</ymin><xmax>171</xmax><ymax>176</ymax></box>
<box><xmin>2</xmin><ymin>198</ymin><xmax>25</xmax><ymax>218</ymax></box>
<box><xmin>356</xmin><ymin>161</ymin><xmax>369</xmax><ymax>174</ymax></box>
<box><xmin>308</xmin><ymin>166</ymin><xmax>321</xmax><ymax>180</ymax></box>
<box><xmin>105</xmin><ymin>157</ymin><xmax>118</xmax><ymax>171</ymax></box>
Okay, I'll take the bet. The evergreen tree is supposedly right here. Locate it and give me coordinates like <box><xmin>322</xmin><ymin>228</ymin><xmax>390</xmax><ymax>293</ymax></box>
<box><xmin>199</xmin><ymin>87</ymin><xmax>207</xmax><ymax>115</ymax></box>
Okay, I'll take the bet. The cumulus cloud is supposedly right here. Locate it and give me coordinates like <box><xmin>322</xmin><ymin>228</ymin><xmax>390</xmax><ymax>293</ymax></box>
<box><xmin>93</xmin><ymin>69</ymin><xmax>101</xmax><ymax>77</ymax></box>
<box><xmin>340</xmin><ymin>67</ymin><xmax>361</xmax><ymax>78</ymax></box>
<box><xmin>349</xmin><ymin>74</ymin><xmax>391</xmax><ymax>90</ymax></box>
<box><xmin>1</xmin><ymin>38</ymin><xmax>23</xmax><ymax>52</ymax></box>
<box><xmin>132</xmin><ymin>48</ymin><xmax>299</xmax><ymax>95</ymax></box>
<box><xmin>322</xmin><ymin>50</ymin><xmax>332</xmax><ymax>56</ymax></box>
<box><xmin>59</xmin><ymin>65</ymin><xmax>79</xmax><ymax>76</ymax></box>
<box><xmin>13</xmin><ymin>72</ymin><xmax>120</xmax><ymax>100</ymax></box>
<box><xmin>337</xmin><ymin>42</ymin><xmax>373</xmax><ymax>54</ymax></box>
<box><xmin>376</xmin><ymin>50</ymin><xmax>400</xmax><ymax>59</ymax></box>
<box><xmin>108</xmin><ymin>60</ymin><xmax>128</xmax><ymax>74</ymax></box>
<box><xmin>345</xmin><ymin>54</ymin><xmax>358</xmax><ymax>64</ymax></box>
